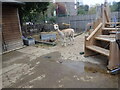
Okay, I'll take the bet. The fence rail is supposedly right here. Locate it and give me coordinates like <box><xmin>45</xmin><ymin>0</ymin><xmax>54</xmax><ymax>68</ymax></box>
<box><xmin>56</xmin><ymin>12</ymin><xmax>120</xmax><ymax>33</ymax></box>
<box><xmin>22</xmin><ymin>12</ymin><xmax>120</xmax><ymax>36</ymax></box>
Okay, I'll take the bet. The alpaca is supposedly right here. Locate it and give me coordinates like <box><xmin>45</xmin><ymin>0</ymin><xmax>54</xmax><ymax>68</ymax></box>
<box><xmin>54</xmin><ymin>24</ymin><xmax>74</xmax><ymax>46</ymax></box>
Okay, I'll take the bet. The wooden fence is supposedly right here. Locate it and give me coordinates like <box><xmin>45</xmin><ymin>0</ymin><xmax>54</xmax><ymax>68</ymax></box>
<box><xmin>22</xmin><ymin>12</ymin><xmax>120</xmax><ymax>36</ymax></box>
<box><xmin>22</xmin><ymin>23</ymin><xmax>70</xmax><ymax>36</ymax></box>
<box><xmin>56</xmin><ymin>12</ymin><xmax>120</xmax><ymax>33</ymax></box>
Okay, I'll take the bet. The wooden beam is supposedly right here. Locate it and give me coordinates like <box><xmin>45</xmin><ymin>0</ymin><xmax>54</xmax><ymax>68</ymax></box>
<box><xmin>104</xmin><ymin>9</ymin><xmax>110</xmax><ymax>22</ymax></box>
<box><xmin>86</xmin><ymin>23</ymin><xmax>102</xmax><ymax>41</ymax></box>
<box><xmin>86</xmin><ymin>45</ymin><xmax>109</xmax><ymax>56</ymax></box>
<box><xmin>95</xmin><ymin>36</ymin><xmax>115</xmax><ymax>42</ymax></box>
<box><xmin>35</xmin><ymin>41</ymin><xmax>56</xmax><ymax>46</ymax></box>
<box><xmin>108</xmin><ymin>41</ymin><xmax>120</xmax><ymax>70</ymax></box>
<box><xmin>106</xmin><ymin>22</ymin><xmax>120</xmax><ymax>24</ymax></box>
<box><xmin>102</xmin><ymin>28</ymin><xmax>120</xmax><ymax>30</ymax></box>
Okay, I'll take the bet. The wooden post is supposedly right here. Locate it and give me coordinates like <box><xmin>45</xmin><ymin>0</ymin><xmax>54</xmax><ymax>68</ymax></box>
<box><xmin>84</xmin><ymin>36</ymin><xmax>97</xmax><ymax>57</ymax></box>
<box><xmin>108</xmin><ymin>41</ymin><xmax>120</xmax><ymax>70</ymax></box>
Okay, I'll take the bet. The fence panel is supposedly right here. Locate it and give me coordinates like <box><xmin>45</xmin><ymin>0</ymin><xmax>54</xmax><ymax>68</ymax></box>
<box><xmin>22</xmin><ymin>12</ymin><xmax>120</xmax><ymax>35</ymax></box>
<box><xmin>56</xmin><ymin>12</ymin><xmax>120</xmax><ymax>33</ymax></box>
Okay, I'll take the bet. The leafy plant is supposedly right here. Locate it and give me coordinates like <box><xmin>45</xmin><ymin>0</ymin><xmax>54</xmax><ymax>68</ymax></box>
<box><xmin>19</xmin><ymin>2</ymin><xmax>49</xmax><ymax>26</ymax></box>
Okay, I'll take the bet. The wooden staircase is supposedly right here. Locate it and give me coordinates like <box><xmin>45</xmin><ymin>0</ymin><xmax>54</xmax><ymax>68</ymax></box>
<box><xmin>84</xmin><ymin>1</ymin><xmax>120</xmax><ymax>70</ymax></box>
<box><xmin>84</xmin><ymin>20</ymin><xmax>120</xmax><ymax>70</ymax></box>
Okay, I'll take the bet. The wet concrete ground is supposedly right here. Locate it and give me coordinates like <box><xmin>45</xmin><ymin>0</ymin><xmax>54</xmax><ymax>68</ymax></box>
<box><xmin>2</xmin><ymin>49</ymin><xmax>119</xmax><ymax>88</ymax></box>
<box><xmin>1</xmin><ymin>34</ymin><xmax>120</xmax><ymax>88</ymax></box>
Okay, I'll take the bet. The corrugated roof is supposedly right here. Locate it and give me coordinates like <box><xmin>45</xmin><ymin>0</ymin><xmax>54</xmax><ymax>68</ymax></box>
<box><xmin>1</xmin><ymin>0</ymin><xmax>18</xmax><ymax>2</ymax></box>
<box><xmin>1</xmin><ymin>0</ymin><xmax>24</xmax><ymax>4</ymax></box>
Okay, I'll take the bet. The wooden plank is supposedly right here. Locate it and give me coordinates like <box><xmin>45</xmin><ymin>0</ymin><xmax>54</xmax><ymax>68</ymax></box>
<box><xmin>107</xmin><ymin>26</ymin><xmax>120</xmax><ymax>28</ymax></box>
<box><xmin>108</xmin><ymin>41</ymin><xmax>120</xmax><ymax>70</ymax></box>
<box><xmin>86</xmin><ymin>45</ymin><xmax>109</xmax><ymax>56</ymax></box>
<box><xmin>86</xmin><ymin>23</ymin><xmax>102</xmax><ymax>40</ymax></box>
<box><xmin>95</xmin><ymin>36</ymin><xmax>115</xmax><ymax>42</ymax></box>
<box><xmin>2</xmin><ymin>6</ymin><xmax>23</xmax><ymax>52</ymax></box>
<box><xmin>104</xmin><ymin>9</ymin><xmax>110</xmax><ymax>22</ymax></box>
<box><xmin>116</xmin><ymin>26</ymin><xmax>120</xmax><ymax>28</ymax></box>
<box><xmin>106</xmin><ymin>22</ymin><xmax>120</xmax><ymax>24</ymax></box>
<box><xmin>35</xmin><ymin>41</ymin><xmax>56</xmax><ymax>46</ymax></box>
<box><xmin>99</xmin><ymin>35</ymin><xmax>115</xmax><ymax>38</ymax></box>
<box><xmin>102</xmin><ymin>28</ymin><xmax>120</xmax><ymax>30</ymax></box>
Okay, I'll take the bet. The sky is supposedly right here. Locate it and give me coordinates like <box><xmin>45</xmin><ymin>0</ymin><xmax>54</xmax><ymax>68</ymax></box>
<box><xmin>53</xmin><ymin>0</ymin><xmax>119</xmax><ymax>6</ymax></box>
<box><xmin>82</xmin><ymin>0</ymin><xmax>120</xmax><ymax>6</ymax></box>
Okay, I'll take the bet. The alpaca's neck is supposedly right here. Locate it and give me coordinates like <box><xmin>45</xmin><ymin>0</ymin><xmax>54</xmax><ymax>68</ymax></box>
<box><xmin>57</xmin><ymin>29</ymin><xmax>64</xmax><ymax>36</ymax></box>
<box><xmin>57</xmin><ymin>29</ymin><xmax>61</xmax><ymax>33</ymax></box>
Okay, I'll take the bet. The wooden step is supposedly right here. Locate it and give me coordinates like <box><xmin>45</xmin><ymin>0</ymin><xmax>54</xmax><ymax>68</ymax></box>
<box><xmin>116</xmin><ymin>26</ymin><xmax>120</xmax><ymax>28</ymax></box>
<box><xmin>95</xmin><ymin>36</ymin><xmax>115</xmax><ymax>42</ymax></box>
<box><xmin>86</xmin><ymin>45</ymin><xmax>109</xmax><ymax>56</ymax></box>
<box><xmin>99</xmin><ymin>35</ymin><xmax>115</xmax><ymax>38</ymax></box>
<box><xmin>106</xmin><ymin>26</ymin><xmax>120</xmax><ymax>28</ymax></box>
<box><xmin>105</xmin><ymin>22</ymin><xmax>120</xmax><ymax>24</ymax></box>
<box><xmin>109</xmin><ymin>31</ymin><xmax>118</xmax><ymax>34</ymax></box>
<box><xmin>102</xmin><ymin>28</ymin><xmax>120</xmax><ymax>31</ymax></box>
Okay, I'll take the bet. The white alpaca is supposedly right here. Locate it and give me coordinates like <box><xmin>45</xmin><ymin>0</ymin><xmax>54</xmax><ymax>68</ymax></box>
<box><xmin>54</xmin><ymin>24</ymin><xmax>74</xmax><ymax>46</ymax></box>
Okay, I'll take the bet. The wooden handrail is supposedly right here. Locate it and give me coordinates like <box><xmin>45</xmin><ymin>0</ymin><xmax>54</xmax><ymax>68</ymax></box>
<box><xmin>86</xmin><ymin>23</ymin><xmax>102</xmax><ymax>41</ymax></box>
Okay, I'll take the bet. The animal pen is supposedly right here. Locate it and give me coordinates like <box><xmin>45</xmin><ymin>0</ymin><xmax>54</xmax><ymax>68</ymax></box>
<box><xmin>2</xmin><ymin>1</ymin><xmax>120</xmax><ymax>89</ymax></box>
<box><xmin>84</xmin><ymin>1</ymin><xmax>120</xmax><ymax>70</ymax></box>
<box><xmin>2</xmin><ymin>0</ymin><xmax>120</xmax><ymax>72</ymax></box>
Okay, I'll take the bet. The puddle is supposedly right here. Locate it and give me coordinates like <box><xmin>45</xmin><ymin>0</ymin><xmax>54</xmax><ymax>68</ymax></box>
<box><xmin>84</xmin><ymin>62</ymin><xmax>108</xmax><ymax>74</ymax></box>
<box><xmin>42</xmin><ymin>51</ymin><xmax>108</xmax><ymax>74</ymax></box>
<box><xmin>44</xmin><ymin>56</ymin><xmax>52</xmax><ymax>59</ymax></box>
<box><xmin>62</xmin><ymin>61</ymin><xmax>85</xmax><ymax>73</ymax></box>
<box><xmin>62</xmin><ymin>60</ymin><xmax>108</xmax><ymax>74</ymax></box>
<box><xmin>42</xmin><ymin>51</ymin><xmax>61</xmax><ymax>62</ymax></box>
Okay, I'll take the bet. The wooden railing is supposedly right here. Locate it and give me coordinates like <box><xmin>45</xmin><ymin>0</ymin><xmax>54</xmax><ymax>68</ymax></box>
<box><xmin>86</xmin><ymin>23</ymin><xmax>103</xmax><ymax>41</ymax></box>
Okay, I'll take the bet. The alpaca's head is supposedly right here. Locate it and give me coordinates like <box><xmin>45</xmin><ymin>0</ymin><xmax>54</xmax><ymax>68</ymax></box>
<box><xmin>54</xmin><ymin>24</ymin><xmax>59</xmax><ymax>30</ymax></box>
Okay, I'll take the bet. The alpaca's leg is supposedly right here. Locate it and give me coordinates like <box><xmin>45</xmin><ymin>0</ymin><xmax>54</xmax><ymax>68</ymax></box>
<box><xmin>73</xmin><ymin>34</ymin><xmax>75</xmax><ymax>41</ymax></box>
<box><xmin>61</xmin><ymin>38</ymin><xmax>64</xmax><ymax>46</ymax></box>
<box><xmin>61</xmin><ymin>39</ymin><xmax>63</xmax><ymax>46</ymax></box>
<box><xmin>69</xmin><ymin>37</ymin><xmax>73</xmax><ymax>45</ymax></box>
<box><xmin>66</xmin><ymin>36</ymin><xmax>70</xmax><ymax>45</ymax></box>
<box><xmin>71</xmin><ymin>34</ymin><xmax>74</xmax><ymax>45</ymax></box>
<box><xmin>61</xmin><ymin>37</ymin><xmax>66</xmax><ymax>46</ymax></box>
<box><xmin>70</xmin><ymin>35</ymin><xmax>72</xmax><ymax>43</ymax></box>
<box><xmin>62</xmin><ymin>38</ymin><xmax>66</xmax><ymax>46</ymax></box>
<box><xmin>68</xmin><ymin>36</ymin><xmax>72</xmax><ymax>45</ymax></box>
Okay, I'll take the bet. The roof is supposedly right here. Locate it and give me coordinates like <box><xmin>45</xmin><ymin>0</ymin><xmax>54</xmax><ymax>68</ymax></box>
<box><xmin>1</xmin><ymin>0</ymin><xmax>24</xmax><ymax>5</ymax></box>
